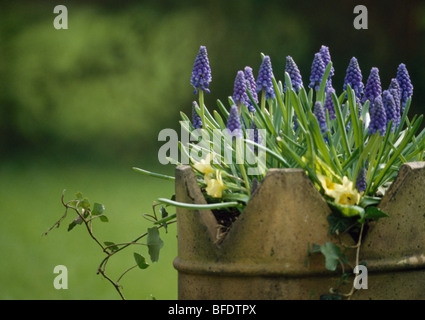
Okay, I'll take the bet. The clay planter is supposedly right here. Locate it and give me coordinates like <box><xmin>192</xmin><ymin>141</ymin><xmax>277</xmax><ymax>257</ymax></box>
<box><xmin>173</xmin><ymin>162</ymin><xmax>425</xmax><ymax>300</ymax></box>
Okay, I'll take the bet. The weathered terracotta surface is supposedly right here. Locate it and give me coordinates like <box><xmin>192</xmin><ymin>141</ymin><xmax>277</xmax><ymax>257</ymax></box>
<box><xmin>173</xmin><ymin>163</ymin><xmax>425</xmax><ymax>300</ymax></box>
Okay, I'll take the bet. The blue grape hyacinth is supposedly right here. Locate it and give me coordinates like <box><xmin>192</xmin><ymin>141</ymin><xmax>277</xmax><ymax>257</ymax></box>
<box><xmin>232</xmin><ymin>70</ymin><xmax>249</xmax><ymax>108</ymax></box>
<box><xmin>226</xmin><ymin>105</ymin><xmax>243</xmax><ymax>138</ymax></box>
<box><xmin>313</xmin><ymin>101</ymin><xmax>328</xmax><ymax>135</ymax></box>
<box><xmin>356</xmin><ymin>167</ymin><xmax>367</xmax><ymax>193</ymax></box>
<box><xmin>382</xmin><ymin>90</ymin><xmax>399</xmax><ymax>131</ymax></box>
<box><xmin>362</xmin><ymin>67</ymin><xmax>382</xmax><ymax>104</ymax></box>
<box><xmin>324</xmin><ymin>87</ymin><xmax>336</xmax><ymax>120</ymax></box>
<box><xmin>248</xmin><ymin>121</ymin><xmax>261</xmax><ymax>153</ymax></box>
<box><xmin>190</xmin><ymin>46</ymin><xmax>212</xmax><ymax>94</ymax></box>
<box><xmin>319</xmin><ymin>45</ymin><xmax>334</xmax><ymax>86</ymax></box>
<box><xmin>192</xmin><ymin>101</ymin><xmax>202</xmax><ymax>129</ymax></box>
<box><xmin>284</xmin><ymin>56</ymin><xmax>303</xmax><ymax>93</ymax></box>
<box><xmin>256</xmin><ymin>55</ymin><xmax>275</xmax><ymax>100</ymax></box>
<box><xmin>309</xmin><ymin>53</ymin><xmax>326</xmax><ymax>91</ymax></box>
<box><xmin>343</xmin><ymin>57</ymin><xmax>364</xmax><ymax>99</ymax></box>
<box><xmin>396</xmin><ymin>63</ymin><xmax>413</xmax><ymax>112</ymax></box>
<box><xmin>368</xmin><ymin>96</ymin><xmax>387</xmax><ymax>136</ymax></box>
<box><xmin>244</xmin><ymin>66</ymin><xmax>258</xmax><ymax>112</ymax></box>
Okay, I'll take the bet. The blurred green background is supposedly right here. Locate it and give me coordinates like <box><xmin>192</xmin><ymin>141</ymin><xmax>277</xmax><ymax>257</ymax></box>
<box><xmin>1</xmin><ymin>0</ymin><xmax>424</xmax><ymax>299</ymax></box>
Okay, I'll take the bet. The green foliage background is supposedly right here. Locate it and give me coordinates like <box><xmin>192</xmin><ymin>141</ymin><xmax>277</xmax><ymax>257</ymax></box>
<box><xmin>1</xmin><ymin>0</ymin><xmax>425</xmax><ymax>299</ymax></box>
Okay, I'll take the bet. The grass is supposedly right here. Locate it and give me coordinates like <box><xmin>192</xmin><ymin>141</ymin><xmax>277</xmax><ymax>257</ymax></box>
<box><xmin>0</xmin><ymin>155</ymin><xmax>178</xmax><ymax>300</ymax></box>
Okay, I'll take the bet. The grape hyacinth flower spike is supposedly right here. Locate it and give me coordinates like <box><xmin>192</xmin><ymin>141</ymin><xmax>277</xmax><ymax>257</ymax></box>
<box><xmin>248</xmin><ymin>121</ymin><xmax>261</xmax><ymax>154</ymax></box>
<box><xmin>256</xmin><ymin>55</ymin><xmax>275</xmax><ymax>112</ymax></box>
<box><xmin>226</xmin><ymin>105</ymin><xmax>243</xmax><ymax>138</ymax></box>
<box><xmin>313</xmin><ymin>101</ymin><xmax>328</xmax><ymax>138</ymax></box>
<box><xmin>324</xmin><ymin>87</ymin><xmax>336</xmax><ymax>120</ymax></box>
<box><xmin>388</xmin><ymin>78</ymin><xmax>401</xmax><ymax>120</ymax></box>
<box><xmin>309</xmin><ymin>53</ymin><xmax>326</xmax><ymax>91</ymax></box>
<box><xmin>382</xmin><ymin>90</ymin><xmax>399</xmax><ymax>131</ymax></box>
<box><xmin>244</xmin><ymin>66</ymin><xmax>257</xmax><ymax>113</ymax></box>
<box><xmin>190</xmin><ymin>45</ymin><xmax>212</xmax><ymax>129</ymax></box>
<box><xmin>396</xmin><ymin>63</ymin><xmax>413</xmax><ymax>114</ymax></box>
<box><xmin>284</xmin><ymin>56</ymin><xmax>303</xmax><ymax>93</ymax></box>
<box><xmin>192</xmin><ymin>101</ymin><xmax>202</xmax><ymax>129</ymax></box>
<box><xmin>362</xmin><ymin>67</ymin><xmax>382</xmax><ymax>104</ymax></box>
<box><xmin>232</xmin><ymin>70</ymin><xmax>249</xmax><ymax>113</ymax></box>
<box><xmin>343</xmin><ymin>57</ymin><xmax>364</xmax><ymax>100</ymax></box>
<box><xmin>368</xmin><ymin>96</ymin><xmax>387</xmax><ymax>136</ymax></box>
<box><xmin>319</xmin><ymin>45</ymin><xmax>334</xmax><ymax>87</ymax></box>
<box><xmin>356</xmin><ymin>167</ymin><xmax>367</xmax><ymax>193</ymax></box>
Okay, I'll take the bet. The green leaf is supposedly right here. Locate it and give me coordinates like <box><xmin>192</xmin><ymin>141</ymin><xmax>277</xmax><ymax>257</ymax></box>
<box><xmin>147</xmin><ymin>227</ymin><xmax>164</xmax><ymax>262</ymax></box>
<box><xmin>104</xmin><ymin>241</ymin><xmax>119</xmax><ymax>252</ymax></box>
<box><xmin>319</xmin><ymin>242</ymin><xmax>341</xmax><ymax>271</ymax></box>
<box><xmin>68</xmin><ymin>216</ymin><xmax>83</xmax><ymax>232</ymax></box>
<box><xmin>134</xmin><ymin>253</ymin><xmax>150</xmax><ymax>269</ymax></box>
<box><xmin>327</xmin><ymin>213</ymin><xmax>357</xmax><ymax>235</ymax></box>
<box><xmin>99</xmin><ymin>215</ymin><xmax>109</xmax><ymax>222</ymax></box>
<box><xmin>132</xmin><ymin>167</ymin><xmax>175</xmax><ymax>181</ymax></box>
<box><xmin>92</xmin><ymin>203</ymin><xmax>105</xmax><ymax>216</ymax></box>
<box><xmin>159</xmin><ymin>205</ymin><xmax>169</xmax><ymax>232</ymax></box>
<box><xmin>362</xmin><ymin>206</ymin><xmax>389</xmax><ymax>223</ymax></box>
<box><xmin>327</xmin><ymin>201</ymin><xmax>365</xmax><ymax>220</ymax></box>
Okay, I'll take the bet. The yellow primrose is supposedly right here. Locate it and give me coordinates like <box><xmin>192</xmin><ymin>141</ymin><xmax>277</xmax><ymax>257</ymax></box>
<box><xmin>193</xmin><ymin>153</ymin><xmax>215</xmax><ymax>176</ymax></box>
<box><xmin>205</xmin><ymin>170</ymin><xmax>226</xmax><ymax>198</ymax></box>
<box><xmin>317</xmin><ymin>173</ymin><xmax>337</xmax><ymax>197</ymax></box>
<box><xmin>330</xmin><ymin>176</ymin><xmax>361</xmax><ymax>206</ymax></box>
<box><xmin>318</xmin><ymin>174</ymin><xmax>361</xmax><ymax>206</ymax></box>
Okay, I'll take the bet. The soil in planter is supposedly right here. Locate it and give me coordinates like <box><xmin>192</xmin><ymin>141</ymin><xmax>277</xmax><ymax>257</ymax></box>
<box><xmin>212</xmin><ymin>206</ymin><xmax>241</xmax><ymax>244</ymax></box>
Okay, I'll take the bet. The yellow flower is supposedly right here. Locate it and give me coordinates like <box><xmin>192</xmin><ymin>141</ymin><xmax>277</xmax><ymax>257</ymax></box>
<box><xmin>318</xmin><ymin>174</ymin><xmax>360</xmax><ymax>206</ymax></box>
<box><xmin>317</xmin><ymin>174</ymin><xmax>337</xmax><ymax>197</ymax></box>
<box><xmin>205</xmin><ymin>170</ymin><xmax>226</xmax><ymax>198</ymax></box>
<box><xmin>193</xmin><ymin>153</ymin><xmax>214</xmax><ymax>176</ymax></box>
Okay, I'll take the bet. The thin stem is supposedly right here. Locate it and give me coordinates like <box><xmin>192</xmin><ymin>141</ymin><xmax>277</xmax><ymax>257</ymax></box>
<box><xmin>199</xmin><ymin>90</ymin><xmax>206</xmax><ymax>129</ymax></box>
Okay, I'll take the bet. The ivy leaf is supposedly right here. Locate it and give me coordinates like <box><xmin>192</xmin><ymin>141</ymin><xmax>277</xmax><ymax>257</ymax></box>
<box><xmin>319</xmin><ymin>242</ymin><xmax>341</xmax><ymax>271</ymax></box>
<box><xmin>104</xmin><ymin>241</ymin><xmax>119</xmax><ymax>252</ymax></box>
<box><xmin>362</xmin><ymin>206</ymin><xmax>389</xmax><ymax>223</ymax></box>
<box><xmin>147</xmin><ymin>227</ymin><xmax>164</xmax><ymax>262</ymax></box>
<box><xmin>327</xmin><ymin>213</ymin><xmax>357</xmax><ymax>235</ymax></box>
<box><xmin>92</xmin><ymin>203</ymin><xmax>105</xmax><ymax>216</ymax></box>
<box><xmin>99</xmin><ymin>215</ymin><xmax>109</xmax><ymax>222</ymax></box>
<box><xmin>134</xmin><ymin>253</ymin><xmax>150</xmax><ymax>269</ymax></box>
<box><xmin>68</xmin><ymin>216</ymin><xmax>83</xmax><ymax>231</ymax></box>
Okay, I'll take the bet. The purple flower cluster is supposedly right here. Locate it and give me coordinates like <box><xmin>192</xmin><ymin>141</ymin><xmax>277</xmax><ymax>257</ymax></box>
<box><xmin>309</xmin><ymin>53</ymin><xmax>326</xmax><ymax>91</ymax></box>
<box><xmin>368</xmin><ymin>96</ymin><xmax>387</xmax><ymax>136</ymax></box>
<box><xmin>232</xmin><ymin>71</ymin><xmax>249</xmax><ymax>108</ymax></box>
<box><xmin>362</xmin><ymin>67</ymin><xmax>382</xmax><ymax>104</ymax></box>
<box><xmin>190</xmin><ymin>46</ymin><xmax>212</xmax><ymax>94</ymax></box>
<box><xmin>191</xmin><ymin>101</ymin><xmax>202</xmax><ymax>129</ymax></box>
<box><xmin>382</xmin><ymin>90</ymin><xmax>399</xmax><ymax>131</ymax></box>
<box><xmin>319</xmin><ymin>45</ymin><xmax>334</xmax><ymax>86</ymax></box>
<box><xmin>343</xmin><ymin>57</ymin><xmax>364</xmax><ymax>99</ymax></box>
<box><xmin>284</xmin><ymin>56</ymin><xmax>303</xmax><ymax>93</ymax></box>
<box><xmin>313</xmin><ymin>101</ymin><xmax>328</xmax><ymax>134</ymax></box>
<box><xmin>356</xmin><ymin>168</ymin><xmax>367</xmax><ymax>192</ymax></box>
<box><xmin>244</xmin><ymin>66</ymin><xmax>258</xmax><ymax>112</ymax></box>
<box><xmin>324</xmin><ymin>87</ymin><xmax>336</xmax><ymax>120</ymax></box>
<box><xmin>226</xmin><ymin>105</ymin><xmax>243</xmax><ymax>138</ymax></box>
<box><xmin>396</xmin><ymin>63</ymin><xmax>413</xmax><ymax>112</ymax></box>
<box><xmin>256</xmin><ymin>56</ymin><xmax>275</xmax><ymax>100</ymax></box>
